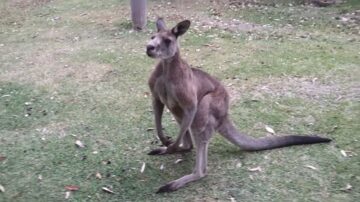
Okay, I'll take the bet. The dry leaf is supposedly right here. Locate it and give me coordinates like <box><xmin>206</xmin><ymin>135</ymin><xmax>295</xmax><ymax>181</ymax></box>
<box><xmin>38</xmin><ymin>175</ymin><xmax>43</xmax><ymax>181</ymax></box>
<box><xmin>65</xmin><ymin>185</ymin><xmax>80</xmax><ymax>191</ymax></box>
<box><xmin>95</xmin><ymin>172</ymin><xmax>102</xmax><ymax>179</ymax></box>
<box><xmin>305</xmin><ymin>165</ymin><xmax>318</xmax><ymax>170</ymax></box>
<box><xmin>248</xmin><ymin>166</ymin><xmax>262</xmax><ymax>172</ymax></box>
<box><xmin>174</xmin><ymin>159</ymin><xmax>183</xmax><ymax>164</ymax></box>
<box><xmin>65</xmin><ymin>191</ymin><xmax>71</xmax><ymax>199</ymax></box>
<box><xmin>140</xmin><ymin>162</ymin><xmax>146</xmax><ymax>173</ymax></box>
<box><xmin>102</xmin><ymin>187</ymin><xmax>114</xmax><ymax>194</ymax></box>
<box><xmin>0</xmin><ymin>184</ymin><xmax>4</xmax><ymax>192</ymax></box>
<box><xmin>340</xmin><ymin>183</ymin><xmax>352</xmax><ymax>192</ymax></box>
<box><xmin>0</xmin><ymin>156</ymin><xmax>6</xmax><ymax>162</ymax></box>
<box><xmin>230</xmin><ymin>197</ymin><xmax>236</xmax><ymax>202</ymax></box>
<box><xmin>146</xmin><ymin>128</ymin><xmax>155</xmax><ymax>131</ymax></box>
<box><xmin>340</xmin><ymin>150</ymin><xmax>356</xmax><ymax>157</ymax></box>
<box><xmin>143</xmin><ymin>92</ymin><xmax>150</xmax><ymax>98</ymax></box>
<box><xmin>340</xmin><ymin>150</ymin><xmax>347</xmax><ymax>157</ymax></box>
<box><xmin>249</xmin><ymin>175</ymin><xmax>254</xmax><ymax>180</ymax></box>
<box><xmin>102</xmin><ymin>160</ymin><xmax>111</xmax><ymax>165</ymax></box>
<box><xmin>75</xmin><ymin>140</ymin><xmax>85</xmax><ymax>148</ymax></box>
<box><xmin>236</xmin><ymin>162</ymin><xmax>242</xmax><ymax>168</ymax></box>
<box><xmin>265</xmin><ymin>125</ymin><xmax>275</xmax><ymax>134</ymax></box>
<box><xmin>160</xmin><ymin>164</ymin><xmax>165</xmax><ymax>170</ymax></box>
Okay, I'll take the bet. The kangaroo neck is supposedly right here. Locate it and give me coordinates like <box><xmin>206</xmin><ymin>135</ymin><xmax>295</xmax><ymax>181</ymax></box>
<box><xmin>161</xmin><ymin>51</ymin><xmax>187</xmax><ymax>75</ymax></box>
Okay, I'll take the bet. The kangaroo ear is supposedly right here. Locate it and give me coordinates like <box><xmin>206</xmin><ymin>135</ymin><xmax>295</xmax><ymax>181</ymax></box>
<box><xmin>171</xmin><ymin>20</ymin><xmax>190</xmax><ymax>37</ymax></box>
<box><xmin>156</xmin><ymin>18</ymin><xmax>166</xmax><ymax>32</ymax></box>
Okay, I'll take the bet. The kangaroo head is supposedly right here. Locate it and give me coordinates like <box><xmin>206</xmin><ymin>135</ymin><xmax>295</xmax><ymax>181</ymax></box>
<box><xmin>146</xmin><ymin>18</ymin><xmax>190</xmax><ymax>59</ymax></box>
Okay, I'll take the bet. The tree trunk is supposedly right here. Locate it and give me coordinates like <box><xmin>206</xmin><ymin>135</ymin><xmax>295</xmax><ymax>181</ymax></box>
<box><xmin>130</xmin><ymin>0</ymin><xmax>147</xmax><ymax>31</ymax></box>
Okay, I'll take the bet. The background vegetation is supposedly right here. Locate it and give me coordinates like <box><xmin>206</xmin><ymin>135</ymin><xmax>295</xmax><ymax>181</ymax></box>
<box><xmin>0</xmin><ymin>0</ymin><xmax>359</xmax><ymax>201</ymax></box>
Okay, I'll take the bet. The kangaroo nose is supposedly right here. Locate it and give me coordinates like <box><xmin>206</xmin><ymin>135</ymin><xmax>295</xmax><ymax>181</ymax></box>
<box><xmin>146</xmin><ymin>45</ymin><xmax>155</xmax><ymax>52</ymax></box>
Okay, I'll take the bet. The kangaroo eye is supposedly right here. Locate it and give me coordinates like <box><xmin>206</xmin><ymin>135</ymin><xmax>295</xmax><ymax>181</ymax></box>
<box><xmin>164</xmin><ymin>38</ymin><xmax>171</xmax><ymax>45</ymax></box>
<box><xmin>150</xmin><ymin>36</ymin><xmax>155</xmax><ymax>40</ymax></box>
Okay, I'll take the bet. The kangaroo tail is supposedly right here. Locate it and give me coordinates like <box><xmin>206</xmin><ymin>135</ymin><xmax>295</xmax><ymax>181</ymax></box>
<box><xmin>217</xmin><ymin>118</ymin><xmax>331</xmax><ymax>151</ymax></box>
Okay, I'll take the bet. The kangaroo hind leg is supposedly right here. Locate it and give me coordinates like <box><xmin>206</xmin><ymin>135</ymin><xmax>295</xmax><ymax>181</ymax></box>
<box><xmin>156</xmin><ymin>125</ymin><xmax>213</xmax><ymax>193</ymax></box>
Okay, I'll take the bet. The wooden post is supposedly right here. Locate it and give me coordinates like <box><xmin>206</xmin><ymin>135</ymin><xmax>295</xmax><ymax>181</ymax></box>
<box><xmin>130</xmin><ymin>0</ymin><xmax>147</xmax><ymax>31</ymax></box>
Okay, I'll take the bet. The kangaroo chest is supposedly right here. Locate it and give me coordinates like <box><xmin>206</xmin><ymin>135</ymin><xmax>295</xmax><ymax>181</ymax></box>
<box><xmin>154</xmin><ymin>77</ymin><xmax>178</xmax><ymax>109</ymax></box>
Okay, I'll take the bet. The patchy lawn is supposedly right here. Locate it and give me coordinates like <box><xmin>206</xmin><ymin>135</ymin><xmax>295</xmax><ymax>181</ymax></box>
<box><xmin>0</xmin><ymin>0</ymin><xmax>359</xmax><ymax>201</ymax></box>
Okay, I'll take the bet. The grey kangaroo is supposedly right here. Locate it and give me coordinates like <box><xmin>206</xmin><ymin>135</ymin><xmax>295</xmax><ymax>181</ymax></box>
<box><xmin>146</xmin><ymin>18</ymin><xmax>331</xmax><ymax>193</ymax></box>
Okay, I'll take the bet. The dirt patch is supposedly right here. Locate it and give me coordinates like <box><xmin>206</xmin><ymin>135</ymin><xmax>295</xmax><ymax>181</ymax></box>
<box><xmin>147</xmin><ymin>0</ymin><xmax>260</xmax><ymax>32</ymax></box>
<box><xmin>39</xmin><ymin>27</ymin><xmax>69</xmax><ymax>41</ymax></box>
<box><xmin>8</xmin><ymin>0</ymin><xmax>50</xmax><ymax>8</ymax></box>
<box><xmin>198</xmin><ymin>17</ymin><xmax>259</xmax><ymax>32</ymax></box>
<box><xmin>68</xmin><ymin>62</ymin><xmax>114</xmax><ymax>83</ymax></box>
<box><xmin>69</xmin><ymin>7</ymin><xmax>129</xmax><ymax>27</ymax></box>
<box><xmin>226</xmin><ymin>76</ymin><xmax>359</xmax><ymax>102</ymax></box>
<box><xmin>36</xmin><ymin>122</ymin><xmax>68</xmax><ymax>138</ymax></box>
<box><xmin>253</xmin><ymin>77</ymin><xmax>337</xmax><ymax>99</ymax></box>
<box><xmin>0</xmin><ymin>46</ymin><xmax>114</xmax><ymax>89</ymax></box>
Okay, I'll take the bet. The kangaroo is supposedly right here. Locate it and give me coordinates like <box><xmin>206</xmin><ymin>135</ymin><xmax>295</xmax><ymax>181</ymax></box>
<box><xmin>146</xmin><ymin>18</ymin><xmax>331</xmax><ymax>193</ymax></box>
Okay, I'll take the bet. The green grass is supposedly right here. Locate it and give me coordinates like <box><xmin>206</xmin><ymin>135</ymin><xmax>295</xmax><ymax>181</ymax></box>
<box><xmin>1</xmin><ymin>0</ymin><xmax>359</xmax><ymax>201</ymax></box>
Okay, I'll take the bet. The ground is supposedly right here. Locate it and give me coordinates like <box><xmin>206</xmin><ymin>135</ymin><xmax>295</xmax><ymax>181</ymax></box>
<box><xmin>0</xmin><ymin>0</ymin><xmax>359</xmax><ymax>201</ymax></box>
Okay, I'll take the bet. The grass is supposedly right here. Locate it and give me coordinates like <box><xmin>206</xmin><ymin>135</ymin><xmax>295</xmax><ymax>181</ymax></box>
<box><xmin>1</xmin><ymin>0</ymin><xmax>359</xmax><ymax>201</ymax></box>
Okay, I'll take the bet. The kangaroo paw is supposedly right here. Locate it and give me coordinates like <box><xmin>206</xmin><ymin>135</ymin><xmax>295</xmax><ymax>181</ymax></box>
<box><xmin>156</xmin><ymin>182</ymin><xmax>177</xmax><ymax>193</ymax></box>
<box><xmin>147</xmin><ymin>147</ymin><xmax>167</xmax><ymax>155</ymax></box>
<box><xmin>162</xmin><ymin>136</ymin><xmax>173</xmax><ymax>146</ymax></box>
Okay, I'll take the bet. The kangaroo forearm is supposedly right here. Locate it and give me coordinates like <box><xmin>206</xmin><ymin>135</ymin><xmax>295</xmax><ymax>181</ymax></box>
<box><xmin>153</xmin><ymin>99</ymin><xmax>166</xmax><ymax>142</ymax></box>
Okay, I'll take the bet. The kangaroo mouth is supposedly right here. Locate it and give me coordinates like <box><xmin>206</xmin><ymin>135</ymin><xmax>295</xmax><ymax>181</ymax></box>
<box><xmin>146</xmin><ymin>51</ymin><xmax>155</xmax><ymax>58</ymax></box>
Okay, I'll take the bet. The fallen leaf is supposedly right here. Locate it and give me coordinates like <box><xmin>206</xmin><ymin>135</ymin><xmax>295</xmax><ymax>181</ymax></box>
<box><xmin>0</xmin><ymin>184</ymin><xmax>4</xmax><ymax>192</ymax></box>
<box><xmin>174</xmin><ymin>159</ymin><xmax>183</xmax><ymax>164</ymax></box>
<box><xmin>230</xmin><ymin>197</ymin><xmax>236</xmax><ymax>202</ymax></box>
<box><xmin>0</xmin><ymin>156</ymin><xmax>6</xmax><ymax>162</ymax></box>
<box><xmin>140</xmin><ymin>162</ymin><xmax>146</xmax><ymax>173</ymax></box>
<box><xmin>38</xmin><ymin>175</ymin><xmax>43</xmax><ymax>181</ymax></box>
<box><xmin>265</xmin><ymin>125</ymin><xmax>275</xmax><ymax>134</ymax></box>
<box><xmin>305</xmin><ymin>165</ymin><xmax>318</xmax><ymax>170</ymax></box>
<box><xmin>102</xmin><ymin>187</ymin><xmax>114</xmax><ymax>194</ymax></box>
<box><xmin>146</xmin><ymin>128</ymin><xmax>155</xmax><ymax>131</ymax></box>
<box><xmin>65</xmin><ymin>185</ymin><xmax>80</xmax><ymax>191</ymax></box>
<box><xmin>75</xmin><ymin>140</ymin><xmax>85</xmax><ymax>148</ymax></box>
<box><xmin>341</xmin><ymin>150</ymin><xmax>347</xmax><ymax>157</ymax></box>
<box><xmin>248</xmin><ymin>166</ymin><xmax>262</xmax><ymax>172</ymax></box>
<box><xmin>236</xmin><ymin>162</ymin><xmax>242</xmax><ymax>168</ymax></box>
<box><xmin>95</xmin><ymin>172</ymin><xmax>102</xmax><ymax>179</ymax></box>
<box><xmin>102</xmin><ymin>160</ymin><xmax>111</xmax><ymax>165</ymax></box>
<box><xmin>340</xmin><ymin>183</ymin><xmax>352</xmax><ymax>192</ymax></box>
<box><xmin>160</xmin><ymin>164</ymin><xmax>165</xmax><ymax>170</ymax></box>
<box><xmin>143</xmin><ymin>92</ymin><xmax>150</xmax><ymax>98</ymax></box>
<box><xmin>249</xmin><ymin>175</ymin><xmax>254</xmax><ymax>180</ymax></box>
<box><xmin>65</xmin><ymin>191</ymin><xmax>71</xmax><ymax>199</ymax></box>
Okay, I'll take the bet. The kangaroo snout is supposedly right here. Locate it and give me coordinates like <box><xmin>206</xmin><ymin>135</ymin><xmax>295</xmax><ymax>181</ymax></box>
<box><xmin>146</xmin><ymin>45</ymin><xmax>156</xmax><ymax>57</ymax></box>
